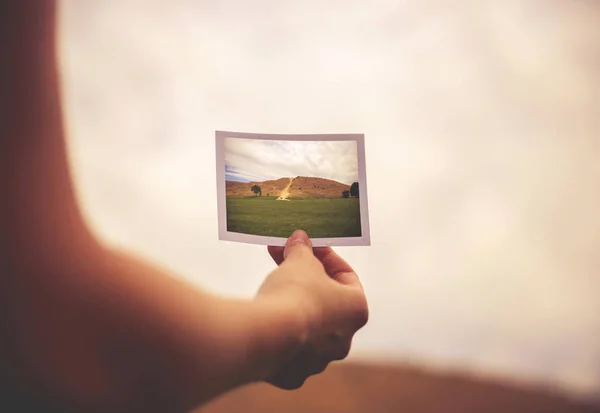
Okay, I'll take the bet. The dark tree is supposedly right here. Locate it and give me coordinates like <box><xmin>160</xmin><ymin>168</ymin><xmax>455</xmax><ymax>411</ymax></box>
<box><xmin>342</xmin><ymin>190</ymin><xmax>350</xmax><ymax>198</ymax></box>
<box><xmin>251</xmin><ymin>185</ymin><xmax>262</xmax><ymax>196</ymax></box>
<box><xmin>350</xmin><ymin>182</ymin><xmax>359</xmax><ymax>197</ymax></box>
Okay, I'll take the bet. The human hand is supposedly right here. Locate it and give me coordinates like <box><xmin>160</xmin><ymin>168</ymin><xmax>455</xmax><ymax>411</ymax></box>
<box><xmin>256</xmin><ymin>230</ymin><xmax>369</xmax><ymax>390</ymax></box>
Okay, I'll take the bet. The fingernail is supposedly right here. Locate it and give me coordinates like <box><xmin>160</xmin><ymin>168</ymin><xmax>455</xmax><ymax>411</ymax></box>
<box><xmin>288</xmin><ymin>229</ymin><xmax>309</xmax><ymax>246</ymax></box>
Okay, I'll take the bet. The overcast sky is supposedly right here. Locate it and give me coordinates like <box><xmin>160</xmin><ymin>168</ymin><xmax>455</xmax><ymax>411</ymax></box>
<box><xmin>58</xmin><ymin>0</ymin><xmax>600</xmax><ymax>400</ymax></box>
<box><xmin>224</xmin><ymin>138</ymin><xmax>359</xmax><ymax>184</ymax></box>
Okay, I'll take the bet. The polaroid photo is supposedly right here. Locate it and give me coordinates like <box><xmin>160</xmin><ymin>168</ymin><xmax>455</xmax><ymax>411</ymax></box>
<box><xmin>215</xmin><ymin>130</ymin><xmax>371</xmax><ymax>247</ymax></box>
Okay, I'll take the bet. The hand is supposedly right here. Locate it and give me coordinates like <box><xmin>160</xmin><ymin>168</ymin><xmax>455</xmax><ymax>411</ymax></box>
<box><xmin>256</xmin><ymin>230</ymin><xmax>369</xmax><ymax>390</ymax></box>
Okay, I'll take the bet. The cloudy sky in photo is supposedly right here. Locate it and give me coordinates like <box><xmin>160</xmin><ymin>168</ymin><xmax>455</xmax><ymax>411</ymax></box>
<box><xmin>58</xmin><ymin>0</ymin><xmax>600</xmax><ymax>400</ymax></box>
<box><xmin>224</xmin><ymin>138</ymin><xmax>359</xmax><ymax>184</ymax></box>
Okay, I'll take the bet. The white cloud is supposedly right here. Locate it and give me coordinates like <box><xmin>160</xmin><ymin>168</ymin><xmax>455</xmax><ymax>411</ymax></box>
<box><xmin>223</xmin><ymin>138</ymin><xmax>358</xmax><ymax>184</ymax></box>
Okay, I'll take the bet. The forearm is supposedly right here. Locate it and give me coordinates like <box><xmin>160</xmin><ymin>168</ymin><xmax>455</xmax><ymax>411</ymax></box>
<box><xmin>0</xmin><ymin>0</ymin><xmax>94</xmax><ymax>266</ymax></box>
<box><xmin>87</xmin><ymin>248</ymin><xmax>305</xmax><ymax>411</ymax></box>
<box><xmin>5</xmin><ymin>245</ymin><xmax>304</xmax><ymax>413</ymax></box>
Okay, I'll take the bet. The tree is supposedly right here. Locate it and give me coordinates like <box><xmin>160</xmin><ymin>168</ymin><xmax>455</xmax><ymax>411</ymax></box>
<box><xmin>350</xmin><ymin>182</ymin><xmax>359</xmax><ymax>198</ymax></box>
<box><xmin>251</xmin><ymin>185</ymin><xmax>262</xmax><ymax>196</ymax></box>
<box><xmin>342</xmin><ymin>190</ymin><xmax>350</xmax><ymax>198</ymax></box>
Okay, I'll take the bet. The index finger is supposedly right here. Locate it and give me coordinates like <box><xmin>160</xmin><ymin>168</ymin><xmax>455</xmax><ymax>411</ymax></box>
<box><xmin>268</xmin><ymin>245</ymin><xmax>363</xmax><ymax>289</ymax></box>
<box><xmin>267</xmin><ymin>245</ymin><xmax>285</xmax><ymax>266</ymax></box>
<box><xmin>313</xmin><ymin>247</ymin><xmax>363</xmax><ymax>289</ymax></box>
<box><xmin>268</xmin><ymin>245</ymin><xmax>354</xmax><ymax>273</ymax></box>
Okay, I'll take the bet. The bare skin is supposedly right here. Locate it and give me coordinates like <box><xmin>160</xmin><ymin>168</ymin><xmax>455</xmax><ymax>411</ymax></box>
<box><xmin>0</xmin><ymin>2</ymin><xmax>368</xmax><ymax>413</ymax></box>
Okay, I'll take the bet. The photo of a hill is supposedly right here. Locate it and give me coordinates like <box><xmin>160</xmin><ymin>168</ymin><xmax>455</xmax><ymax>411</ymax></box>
<box><xmin>197</xmin><ymin>361</ymin><xmax>600</xmax><ymax>413</ymax></box>
<box><xmin>222</xmin><ymin>137</ymin><xmax>364</xmax><ymax>239</ymax></box>
<box><xmin>226</xmin><ymin>176</ymin><xmax>353</xmax><ymax>198</ymax></box>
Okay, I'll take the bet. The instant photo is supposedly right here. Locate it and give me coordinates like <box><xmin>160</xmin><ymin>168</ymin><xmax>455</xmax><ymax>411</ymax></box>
<box><xmin>215</xmin><ymin>131</ymin><xmax>371</xmax><ymax>247</ymax></box>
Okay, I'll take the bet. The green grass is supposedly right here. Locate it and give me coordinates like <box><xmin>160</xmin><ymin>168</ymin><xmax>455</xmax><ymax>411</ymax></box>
<box><xmin>226</xmin><ymin>196</ymin><xmax>362</xmax><ymax>238</ymax></box>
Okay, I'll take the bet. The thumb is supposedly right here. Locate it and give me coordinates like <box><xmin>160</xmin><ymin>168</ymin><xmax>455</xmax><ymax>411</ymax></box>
<box><xmin>283</xmin><ymin>229</ymin><xmax>314</xmax><ymax>261</ymax></box>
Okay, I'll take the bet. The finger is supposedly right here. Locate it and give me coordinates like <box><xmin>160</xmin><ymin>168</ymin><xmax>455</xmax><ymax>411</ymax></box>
<box><xmin>307</xmin><ymin>361</ymin><xmax>329</xmax><ymax>375</ymax></box>
<box><xmin>267</xmin><ymin>246</ymin><xmax>285</xmax><ymax>265</ymax></box>
<box><xmin>267</xmin><ymin>359</ymin><xmax>329</xmax><ymax>390</ymax></box>
<box><xmin>267</xmin><ymin>373</ymin><xmax>308</xmax><ymax>390</ymax></box>
<box><xmin>282</xmin><ymin>229</ymin><xmax>313</xmax><ymax>261</ymax></box>
<box><xmin>313</xmin><ymin>247</ymin><xmax>353</xmax><ymax>274</ymax></box>
<box><xmin>266</xmin><ymin>360</ymin><xmax>310</xmax><ymax>390</ymax></box>
<box><xmin>268</xmin><ymin>245</ymin><xmax>330</xmax><ymax>267</ymax></box>
<box><xmin>313</xmin><ymin>247</ymin><xmax>363</xmax><ymax>288</ymax></box>
<box><xmin>331</xmin><ymin>339</ymin><xmax>353</xmax><ymax>361</ymax></box>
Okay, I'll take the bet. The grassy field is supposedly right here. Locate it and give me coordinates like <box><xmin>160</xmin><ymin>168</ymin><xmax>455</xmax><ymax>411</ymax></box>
<box><xmin>226</xmin><ymin>196</ymin><xmax>362</xmax><ymax>238</ymax></box>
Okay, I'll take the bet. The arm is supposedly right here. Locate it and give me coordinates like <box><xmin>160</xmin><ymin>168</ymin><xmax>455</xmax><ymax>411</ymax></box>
<box><xmin>0</xmin><ymin>3</ymin><xmax>304</xmax><ymax>412</ymax></box>
<box><xmin>4</xmin><ymin>246</ymin><xmax>305</xmax><ymax>413</ymax></box>
<box><xmin>4</xmin><ymin>247</ymin><xmax>305</xmax><ymax>413</ymax></box>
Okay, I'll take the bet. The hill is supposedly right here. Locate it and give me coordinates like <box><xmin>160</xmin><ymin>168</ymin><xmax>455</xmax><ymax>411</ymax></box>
<box><xmin>225</xmin><ymin>176</ymin><xmax>353</xmax><ymax>198</ymax></box>
<box><xmin>197</xmin><ymin>361</ymin><xmax>599</xmax><ymax>413</ymax></box>
<box><xmin>290</xmin><ymin>176</ymin><xmax>351</xmax><ymax>198</ymax></box>
<box><xmin>226</xmin><ymin>178</ymin><xmax>290</xmax><ymax>197</ymax></box>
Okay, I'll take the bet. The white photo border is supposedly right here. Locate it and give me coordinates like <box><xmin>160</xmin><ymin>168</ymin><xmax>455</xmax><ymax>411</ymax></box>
<box><xmin>215</xmin><ymin>130</ymin><xmax>371</xmax><ymax>247</ymax></box>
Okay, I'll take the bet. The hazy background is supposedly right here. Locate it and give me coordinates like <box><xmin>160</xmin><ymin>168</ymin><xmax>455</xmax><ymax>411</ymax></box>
<box><xmin>57</xmin><ymin>0</ymin><xmax>600</xmax><ymax>402</ymax></box>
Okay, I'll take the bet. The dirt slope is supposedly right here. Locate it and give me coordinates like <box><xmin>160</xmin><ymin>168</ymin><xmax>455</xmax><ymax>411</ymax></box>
<box><xmin>289</xmin><ymin>176</ymin><xmax>351</xmax><ymax>198</ymax></box>
<box><xmin>226</xmin><ymin>178</ymin><xmax>290</xmax><ymax>197</ymax></box>
<box><xmin>225</xmin><ymin>176</ymin><xmax>352</xmax><ymax>198</ymax></box>
<box><xmin>197</xmin><ymin>362</ymin><xmax>599</xmax><ymax>413</ymax></box>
